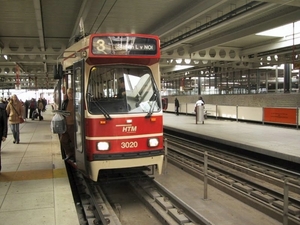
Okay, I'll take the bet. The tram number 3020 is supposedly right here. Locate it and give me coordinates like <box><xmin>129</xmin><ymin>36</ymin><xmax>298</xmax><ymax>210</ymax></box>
<box><xmin>121</xmin><ymin>141</ymin><xmax>138</xmax><ymax>148</ymax></box>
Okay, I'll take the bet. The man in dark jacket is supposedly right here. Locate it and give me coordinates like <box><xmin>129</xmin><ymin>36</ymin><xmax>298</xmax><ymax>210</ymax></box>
<box><xmin>29</xmin><ymin>98</ymin><xmax>37</xmax><ymax>119</ymax></box>
<box><xmin>24</xmin><ymin>99</ymin><xmax>30</xmax><ymax>118</ymax></box>
<box><xmin>175</xmin><ymin>98</ymin><xmax>180</xmax><ymax>115</ymax></box>
<box><xmin>0</xmin><ymin>97</ymin><xmax>8</xmax><ymax>171</ymax></box>
<box><xmin>60</xmin><ymin>88</ymin><xmax>75</xmax><ymax>162</ymax></box>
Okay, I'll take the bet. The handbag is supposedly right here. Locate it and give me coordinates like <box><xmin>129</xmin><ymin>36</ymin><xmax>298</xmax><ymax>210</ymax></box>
<box><xmin>51</xmin><ymin>113</ymin><xmax>66</xmax><ymax>134</ymax></box>
<box><xmin>11</xmin><ymin>104</ymin><xmax>24</xmax><ymax>124</ymax></box>
<box><xmin>19</xmin><ymin>117</ymin><xmax>25</xmax><ymax>123</ymax></box>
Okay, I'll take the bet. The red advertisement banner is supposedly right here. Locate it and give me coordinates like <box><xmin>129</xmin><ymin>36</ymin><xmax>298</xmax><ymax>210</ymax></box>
<box><xmin>264</xmin><ymin>108</ymin><xmax>297</xmax><ymax>125</ymax></box>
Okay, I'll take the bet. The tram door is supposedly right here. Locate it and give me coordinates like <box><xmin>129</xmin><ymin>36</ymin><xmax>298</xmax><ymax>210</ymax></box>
<box><xmin>72</xmin><ymin>60</ymin><xmax>88</xmax><ymax>174</ymax></box>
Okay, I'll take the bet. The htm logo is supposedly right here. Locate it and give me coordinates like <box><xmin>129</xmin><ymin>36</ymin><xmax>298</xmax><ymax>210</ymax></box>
<box><xmin>122</xmin><ymin>126</ymin><xmax>137</xmax><ymax>132</ymax></box>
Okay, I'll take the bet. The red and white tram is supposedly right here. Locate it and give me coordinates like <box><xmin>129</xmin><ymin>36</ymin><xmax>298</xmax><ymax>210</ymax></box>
<box><xmin>55</xmin><ymin>33</ymin><xmax>164</xmax><ymax>181</ymax></box>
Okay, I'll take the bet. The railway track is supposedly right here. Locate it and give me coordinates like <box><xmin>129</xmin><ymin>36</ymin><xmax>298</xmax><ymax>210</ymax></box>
<box><xmin>67</xmin><ymin>167</ymin><xmax>213</xmax><ymax>225</ymax></box>
<box><xmin>163</xmin><ymin>132</ymin><xmax>300</xmax><ymax>225</ymax></box>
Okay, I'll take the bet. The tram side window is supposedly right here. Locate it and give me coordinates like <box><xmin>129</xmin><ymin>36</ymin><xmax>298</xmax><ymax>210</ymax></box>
<box><xmin>87</xmin><ymin>65</ymin><xmax>161</xmax><ymax>114</ymax></box>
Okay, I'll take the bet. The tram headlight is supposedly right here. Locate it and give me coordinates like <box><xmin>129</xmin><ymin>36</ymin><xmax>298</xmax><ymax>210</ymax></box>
<box><xmin>97</xmin><ymin>142</ymin><xmax>110</xmax><ymax>151</ymax></box>
<box><xmin>148</xmin><ymin>138</ymin><xmax>159</xmax><ymax>147</ymax></box>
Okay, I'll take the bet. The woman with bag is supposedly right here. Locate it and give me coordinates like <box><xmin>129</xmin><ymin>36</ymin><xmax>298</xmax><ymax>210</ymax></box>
<box><xmin>6</xmin><ymin>94</ymin><xmax>23</xmax><ymax>144</ymax></box>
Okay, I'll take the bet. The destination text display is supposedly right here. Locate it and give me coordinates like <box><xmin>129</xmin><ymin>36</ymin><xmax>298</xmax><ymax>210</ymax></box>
<box><xmin>92</xmin><ymin>36</ymin><xmax>157</xmax><ymax>55</ymax></box>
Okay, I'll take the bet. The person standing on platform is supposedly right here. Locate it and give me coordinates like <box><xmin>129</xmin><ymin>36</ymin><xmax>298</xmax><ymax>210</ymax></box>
<box><xmin>42</xmin><ymin>97</ymin><xmax>47</xmax><ymax>111</ymax></box>
<box><xmin>195</xmin><ymin>96</ymin><xmax>205</xmax><ymax>124</ymax></box>
<box><xmin>195</xmin><ymin>96</ymin><xmax>205</xmax><ymax>108</ymax></box>
<box><xmin>0</xmin><ymin>98</ymin><xmax>7</xmax><ymax>110</ymax></box>
<box><xmin>29</xmin><ymin>98</ymin><xmax>37</xmax><ymax>119</ymax></box>
<box><xmin>37</xmin><ymin>98</ymin><xmax>44</xmax><ymax>120</ymax></box>
<box><xmin>175</xmin><ymin>98</ymin><xmax>180</xmax><ymax>116</ymax></box>
<box><xmin>24</xmin><ymin>99</ymin><xmax>30</xmax><ymax>119</ymax></box>
<box><xmin>0</xmin><ymin>98</ymin><xmax>8</xmax><ymax>172</ymax></box>
<box><xmin>6</xmin><ymin>94</ymin><xmax>23</xmax><ymax>144</ymax></box>
<box><xmin>60</xmin><ymin>88</ymin><xmax>75</xmax><ymax>161</ymax></box>
<box><xmin>199</xmin><ymin>96</ymin><xmax>205</xmax><ymax>104</ymax></box>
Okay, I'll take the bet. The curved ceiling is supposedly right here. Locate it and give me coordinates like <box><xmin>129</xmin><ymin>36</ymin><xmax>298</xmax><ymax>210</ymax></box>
<box><xmin>0</xmin><ymin>0</ymin><xmax>300</xmax><ymax>89</ymax></box>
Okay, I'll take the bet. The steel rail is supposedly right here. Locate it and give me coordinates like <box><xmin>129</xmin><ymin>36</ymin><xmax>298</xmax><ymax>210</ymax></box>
<box><xmin>164</xmin><ymin>132</ymin><xmax>300</xmax><ymax>225</ymax></box>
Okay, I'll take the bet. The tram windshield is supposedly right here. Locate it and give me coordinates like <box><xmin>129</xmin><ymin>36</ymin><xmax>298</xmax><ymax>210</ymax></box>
<box><xmin>87</xmin><ymin>65</ymin><xmax>161</xmax><ymax>115</ymax></box>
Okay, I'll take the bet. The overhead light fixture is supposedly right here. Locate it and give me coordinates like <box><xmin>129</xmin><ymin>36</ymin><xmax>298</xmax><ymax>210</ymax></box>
<box><xmin>4</xmin><ymin>55</ymin><xmax>8</xmax><ymax>60</ymax></box>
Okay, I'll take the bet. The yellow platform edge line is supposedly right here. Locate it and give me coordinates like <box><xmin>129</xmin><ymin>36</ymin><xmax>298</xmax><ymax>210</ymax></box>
<box><xmin>0</xmin><ymin>168</ymin><xmax>68</xmax><ymax>182</ymax></box>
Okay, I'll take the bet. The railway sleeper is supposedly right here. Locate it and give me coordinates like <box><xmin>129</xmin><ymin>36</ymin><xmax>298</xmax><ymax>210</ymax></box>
<box><xmin>232</xmin><ymin>182</ymin><xmax>254</xmax><ymax>194</ymax></box>
<box><xmin>250</xmin><ymin>165</ymin><xmax>266</xmax><ymax>173</ymax></box>
<box><xmin>234</xmin><ymin>161</ymin><xmax>250</xmax><ymax>169</ymax></box>
<box><xmin>207</xmin><ymin>170</ymin><xmax>220</xmax><ymax>178</ymax></box>
<box><xmin>82</xmin><ymin>205</ymin><xmax>96</xmax><ymax>218</ymax></box>
<box><xmin>217</xmin><ymin>175</ymin><xmax>235</xmax><ymax>185</ymax></box>
<box><xmin>264</xmin><ymin>170</ymin><xmax>284</xmax><ymax>179</ymax></box>
<box><xmin>168</xmin><ymin>208</ymin><xmax>190</xmax><ymax>224</ymax></box>
<box><xmin>185</xmin><ymin>160</ymin><xmax>195</xmax><ymax>166</ymax></box>
<box><xmin>134</xmin><ymin>180</ymin><xmax>211</xmax><ymax>225</ymax></box>
<box><xmin>272</xmin><ymin>200</ymin><xmax>300</xmax><ymax>216</ymax></box>
<box><xmin>250</xmin><ymin>190</ymin><xmax>275</xmax><ymax>203</ymax></box>
<box><xmin>146</xmin><ymin>187</ymin><xmax>161</xmax><ymax>199</ymax></box>
<box><xmin>131</xmin><ymin>183</ymin><xmax>194</xmax><ymax>224</ymax></box>
<box><xmin>156</xmin><ymin>196</ymin><xmax>174</xmax><ymax>210</ymax></box>
<box><xmin>289</xmin><ymin>178</ymin><xmax>300</xmax><ymax>186</ymax></box>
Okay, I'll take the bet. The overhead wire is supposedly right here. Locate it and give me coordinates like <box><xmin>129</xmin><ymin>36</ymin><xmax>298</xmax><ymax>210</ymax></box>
<box><xmin>88</xmin><ymin>0</ymin><xmax>107</xmax><ymax>34</ymax></box>
<box><xmin>88</xmin><ymin>0</ymin><xmax>118</xmax><ymax>34</ymax></box>
<box><xmin>95</xmin><ymin>0</ymin><xmax>118</xmax><ymax>33</ymax></box>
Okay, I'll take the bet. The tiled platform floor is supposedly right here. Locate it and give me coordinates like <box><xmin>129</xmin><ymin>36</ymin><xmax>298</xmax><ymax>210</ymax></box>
<box><xmin>0</xmin><ymin>107</ymin><xmax>79</xmax><ymax>225</ymax></box>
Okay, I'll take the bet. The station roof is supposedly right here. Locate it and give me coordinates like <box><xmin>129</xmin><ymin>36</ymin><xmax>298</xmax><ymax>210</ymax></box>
<box><xmin>0</xmin><ymin>0</ymin><xmax>300</xmax><ymax>90</ymax></box>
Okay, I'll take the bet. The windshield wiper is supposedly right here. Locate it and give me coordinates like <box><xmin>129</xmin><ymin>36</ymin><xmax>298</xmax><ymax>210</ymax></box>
<box><xmin>145</xmin><ymin>92</ymin><xmax>158</xmax><ymax>118</ymax></box>
<box><xmin>87</xmin><ymin>93</ymin><xmax>112</xmax><ymax>120</ymax></box>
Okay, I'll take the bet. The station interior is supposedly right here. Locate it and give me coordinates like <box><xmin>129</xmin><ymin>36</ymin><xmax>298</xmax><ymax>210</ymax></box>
<box><xmin>0</xmin><ymin>1</ymin><xmax>300</xmax><ymax>225</ymax></box>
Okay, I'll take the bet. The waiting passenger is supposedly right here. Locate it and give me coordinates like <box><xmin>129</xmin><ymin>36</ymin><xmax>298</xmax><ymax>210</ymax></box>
<box><xmin>175</xmin><ymin>98</ymin><xmax>180</xmax><ymax>116</ymax></box>
<box><xmin>29</xmin><ymin>98</ymin><xmax>37</xmax><ymax>119</ymax></box>
<box><xmin>6</xmin><ymin>94</ymin><xmax>23</xmax><ymax>144</ymax></box>
<box><xmin>37</xmin><ymin>98</ymin><xmax>44</xmax><ymax>121</ymax></box>
<box><xmin>194</xmin><ymin>96</ymin><xmax>205</xmax><ymax>113</ymax></box>
<box><xmin>195</xmin><ymin>96</ymin><xmax>205</xmax><ymax>107</ymax></box>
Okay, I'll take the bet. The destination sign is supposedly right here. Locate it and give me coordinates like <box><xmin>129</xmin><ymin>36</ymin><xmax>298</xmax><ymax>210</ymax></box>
<box><xmin>92</xmin><ymin>36</ymin><xmax>157</xmax><ymax>55</ymax></box>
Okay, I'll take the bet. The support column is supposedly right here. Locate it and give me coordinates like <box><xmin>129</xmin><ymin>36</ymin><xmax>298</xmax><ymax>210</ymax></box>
<box><xmin>265</xmin><ymin>72</ymin><xmax>268</xmax><ymax>93</ymax></box>
<box><xmin>284</xmin><ymin>64</ymin><xmax>291</xmax><ymax>93</ymax></box>
<box><xmin>197</xmin><ymin>73</ymin><xmax>201</xmax><ymax>95</ymax></box>
<box><xmin>275</xmin><ymin>66</ymin><xmax>278</xmax><ymax>92</ymax></box>
<box><xmin>247</xmin><ymin>69</ymin><xmax>251</xmax><ymax>94</ymax></box>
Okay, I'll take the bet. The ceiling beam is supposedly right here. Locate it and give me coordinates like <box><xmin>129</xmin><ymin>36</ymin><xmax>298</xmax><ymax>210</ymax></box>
<box><xmin>33</xmin><ymin>0</ymin><xmax>47</xmax><ymax>73</ymax></box>
<box><xmin>190</xmin><ymin>6</ymin><xmax>300</xmax><ymax>53</ymax></box>
<box><xmin>153</xmin><ymin>0</ymin><xmax>227</xmax><ymax>38</ymax></box>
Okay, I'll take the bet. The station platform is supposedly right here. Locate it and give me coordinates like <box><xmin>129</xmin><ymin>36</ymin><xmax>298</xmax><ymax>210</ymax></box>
<box><xmin>163</xmin><ymin>112</ymin><xmax>300</xmax><ymax>164</ymax></box>
<box><xmin>0</xmin><ymin>107</ymin><xmax>79</xmax><ymax>225</ymax></box>
<box><xmin>157</xmin><ymin>113</ymin><xmax>300</xmax><ymax>225</ymax></box>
